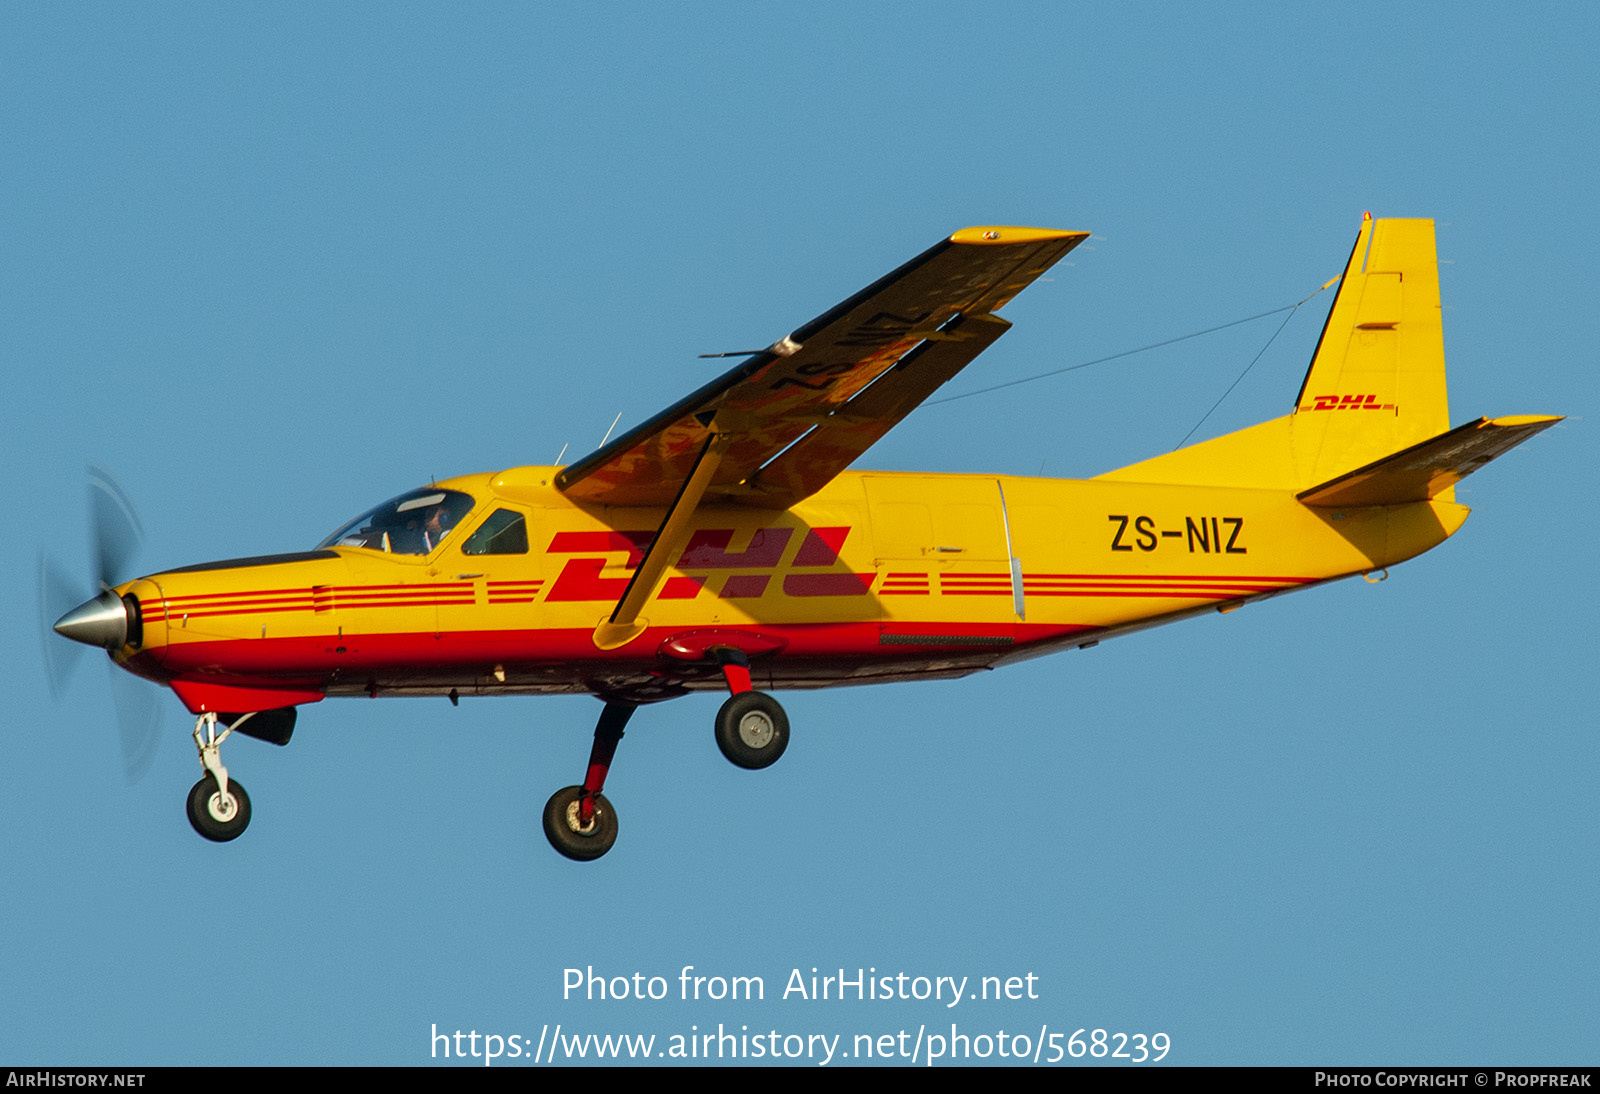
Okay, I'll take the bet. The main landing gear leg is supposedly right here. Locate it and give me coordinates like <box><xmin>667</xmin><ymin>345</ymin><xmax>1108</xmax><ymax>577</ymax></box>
<box><xmin>186</xmin><ymin>711</ymin><xmax>252</xmax><ymax>842</ymax></box>
<box><xmin>543</xmin><ymin>701</ymin><xmax>633</xmax><ymax>861</ymax></box>
<box><xmin>710</xmin><ymin>647</ymin><xmax>789</xmax><ymax>770</ymax></box>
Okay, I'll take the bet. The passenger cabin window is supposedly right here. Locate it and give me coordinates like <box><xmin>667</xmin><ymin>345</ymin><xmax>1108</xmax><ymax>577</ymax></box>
<box><xmin>462</xmin><ymin>508</ymin><xmax>529</xmax><ymax>555</ymax></box>
<box><xmin>317</xmin><ymin>488</ymin><xmax>476</xmax><ymax>556</ymax></box>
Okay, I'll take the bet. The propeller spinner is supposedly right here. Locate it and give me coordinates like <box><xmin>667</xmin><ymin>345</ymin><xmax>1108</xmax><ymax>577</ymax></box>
<box><xmin>53</xmin><ymin>588</ymin><xmax>134</xmax><ymax>649</ymax></box>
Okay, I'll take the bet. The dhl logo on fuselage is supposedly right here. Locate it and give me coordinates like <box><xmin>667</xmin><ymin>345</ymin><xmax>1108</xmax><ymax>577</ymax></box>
<box><xmin>1300</xmin><ymin>393</ymin><xmax>1396</xmax><ymax>412</ymax></box>
<box><xmin>545</xmin><ymin>526</ymin><xmax>872</xmax><ymax>601</ymax></box>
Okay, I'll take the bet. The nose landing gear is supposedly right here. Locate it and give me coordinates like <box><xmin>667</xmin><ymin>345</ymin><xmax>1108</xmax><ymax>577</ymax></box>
<box><xmin>187</xmin><ymin>772</ymin><xmax>251</xmax><ymax>841</ymax></box>
<box><xmin>185</xmin><ymin>711</ymin><xmax>251</xmax><ymax>842</ymax></box>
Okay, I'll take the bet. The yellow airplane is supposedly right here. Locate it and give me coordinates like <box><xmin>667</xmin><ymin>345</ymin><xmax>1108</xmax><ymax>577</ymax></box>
<box><xmin>50</xmin><ymin>214</ymin><xmax>1559</xmax><ymax>861</ymax></box>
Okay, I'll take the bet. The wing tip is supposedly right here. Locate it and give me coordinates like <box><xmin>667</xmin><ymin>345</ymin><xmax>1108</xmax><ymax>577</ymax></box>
<box><xmin>949</xmin><ymin>226</ymin><xmax>1089</xmax><ymax>245</ymax></box>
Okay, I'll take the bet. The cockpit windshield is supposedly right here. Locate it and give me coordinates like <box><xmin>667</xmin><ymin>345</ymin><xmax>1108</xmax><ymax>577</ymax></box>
<box><xmin>317</xmin><ymin>488</ymin><xmax>476</xmax><ymax>556</ymax></box>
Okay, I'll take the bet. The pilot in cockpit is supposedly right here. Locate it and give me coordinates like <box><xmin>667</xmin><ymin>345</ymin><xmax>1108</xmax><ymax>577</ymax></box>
<box><xmin>421</xmin><ymin>502</ymin><xmax>459</xmax><ymax>551</ymax></box>
<box><xmin>319</xmin><ymin>487</ymin><xmax>476</xmax><ymax>556</ymax></box>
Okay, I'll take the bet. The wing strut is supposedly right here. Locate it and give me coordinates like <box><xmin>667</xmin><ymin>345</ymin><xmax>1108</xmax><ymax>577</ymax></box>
<box><xmin>591</xmin><ymin>422</ymin><xmax>737</xmax><ymax>650</ymax></box>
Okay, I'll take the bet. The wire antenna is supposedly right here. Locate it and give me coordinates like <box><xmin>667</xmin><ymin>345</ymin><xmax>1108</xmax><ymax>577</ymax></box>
<box><xmin>928</xmin><ymin>292</ymin><xmax>1329</xmax><ymax>408</ymax></box>
<box><xmin>1173</xmin><ymin>281</ymin><xmax>1335</xmax><ymax>449</ymax></box>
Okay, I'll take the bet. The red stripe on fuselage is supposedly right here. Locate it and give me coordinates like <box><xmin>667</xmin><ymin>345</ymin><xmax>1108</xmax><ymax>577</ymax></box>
<box><xmin>141</xmin><ymin>618</ymin><xmax>1102</xmax><ymax>692</ymax></box>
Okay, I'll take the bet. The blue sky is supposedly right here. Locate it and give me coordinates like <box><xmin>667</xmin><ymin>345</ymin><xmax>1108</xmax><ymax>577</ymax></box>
<box><xmin>3</xmin><ymin>2</ymin><xmax>1595</xmax><ymax>1066</ymax></box>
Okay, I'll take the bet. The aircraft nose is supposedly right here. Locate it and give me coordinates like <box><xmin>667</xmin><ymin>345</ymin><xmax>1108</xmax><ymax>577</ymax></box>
<box><xmin>53</xmin><ymin>588</ymin><xmax>130</xmax><ymax>649</ymax></box>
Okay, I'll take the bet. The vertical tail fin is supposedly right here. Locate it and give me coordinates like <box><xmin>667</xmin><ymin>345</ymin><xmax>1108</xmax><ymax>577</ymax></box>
<box><xmin>1098</xmin><ymin>215</ymin><xmax>1461</xmax><ymax>493</ymax></box>
<box><xmin>1291</xmin><ymin>214</ymin><xmax>1450</xmax><ymax>485</ymax></box>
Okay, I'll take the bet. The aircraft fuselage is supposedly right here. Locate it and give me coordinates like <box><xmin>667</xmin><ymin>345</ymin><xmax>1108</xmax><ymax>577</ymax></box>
<box><xmin>113</xmin><ymin>464</ymin><xmax>1465</xmax><ymax>714</ymax></box>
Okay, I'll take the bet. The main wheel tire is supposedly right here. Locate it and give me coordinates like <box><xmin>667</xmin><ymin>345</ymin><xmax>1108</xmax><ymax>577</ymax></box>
<box><xmin>714</xmin><ymin>691</ymin><xmax>790</xmax><ymax>770</ymax></box>
<box><xmin>186</xmin><ymin>774</ymin><xmax>252</xmax><ymax>842</ymax></box>
<box><xmin>542</xmin><ymin>786</ymin><xmax>618</xmax><ymax>861</ymax></box>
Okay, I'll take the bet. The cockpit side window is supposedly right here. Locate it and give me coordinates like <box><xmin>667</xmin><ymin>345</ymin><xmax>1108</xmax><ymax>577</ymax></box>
<box><xmin>317</xmin><ymin>488</ymin><xmax>476</xmax><ymax>556</ymax></box>
<box><xmin>462</xmin><ymin>508</ymin><xmax>529</xmax><ymax>555</ymax></box>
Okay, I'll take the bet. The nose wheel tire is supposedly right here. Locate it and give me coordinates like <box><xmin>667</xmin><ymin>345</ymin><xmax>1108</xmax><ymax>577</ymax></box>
<box><xmin>186</xmin><ymin>774</ymin><xmax>252</xmax><ymax>842</ymax></box>
<box><xmin>543</xmin><ymin>786</ymin><xmax>618</xmax><ymax>861</ymax></box>
<box><xmin>714</xmin><ymin>691</ymin><xmax>789</xmax><ymax>770</ymax></box>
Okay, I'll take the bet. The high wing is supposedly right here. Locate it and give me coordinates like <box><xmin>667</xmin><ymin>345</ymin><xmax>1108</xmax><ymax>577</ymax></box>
<box><xmin>555</xmin><ymin>226</ymin><xmax>1087</xmax><ymax>509</ymax></box>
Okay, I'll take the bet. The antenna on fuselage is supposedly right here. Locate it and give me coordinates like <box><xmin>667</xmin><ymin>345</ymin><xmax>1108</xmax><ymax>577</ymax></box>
<box><xmin>554</xmin><ymin>443</ymin><xmax>569</xmax><ymax>465</ymax></box>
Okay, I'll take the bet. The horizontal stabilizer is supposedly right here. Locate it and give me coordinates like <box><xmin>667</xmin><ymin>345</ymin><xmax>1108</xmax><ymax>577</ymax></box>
<box><xmin>1297</xmin><ymin>415</ymin><xmax>1562</xmax><ymax>508</ymax></box>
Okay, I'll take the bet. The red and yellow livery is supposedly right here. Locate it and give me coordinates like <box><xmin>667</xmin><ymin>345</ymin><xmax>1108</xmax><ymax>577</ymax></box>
<box><xmin>54</xmin><ymin>216</ymin><xmax>1559</xmax><ymax>860</ymax></box>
